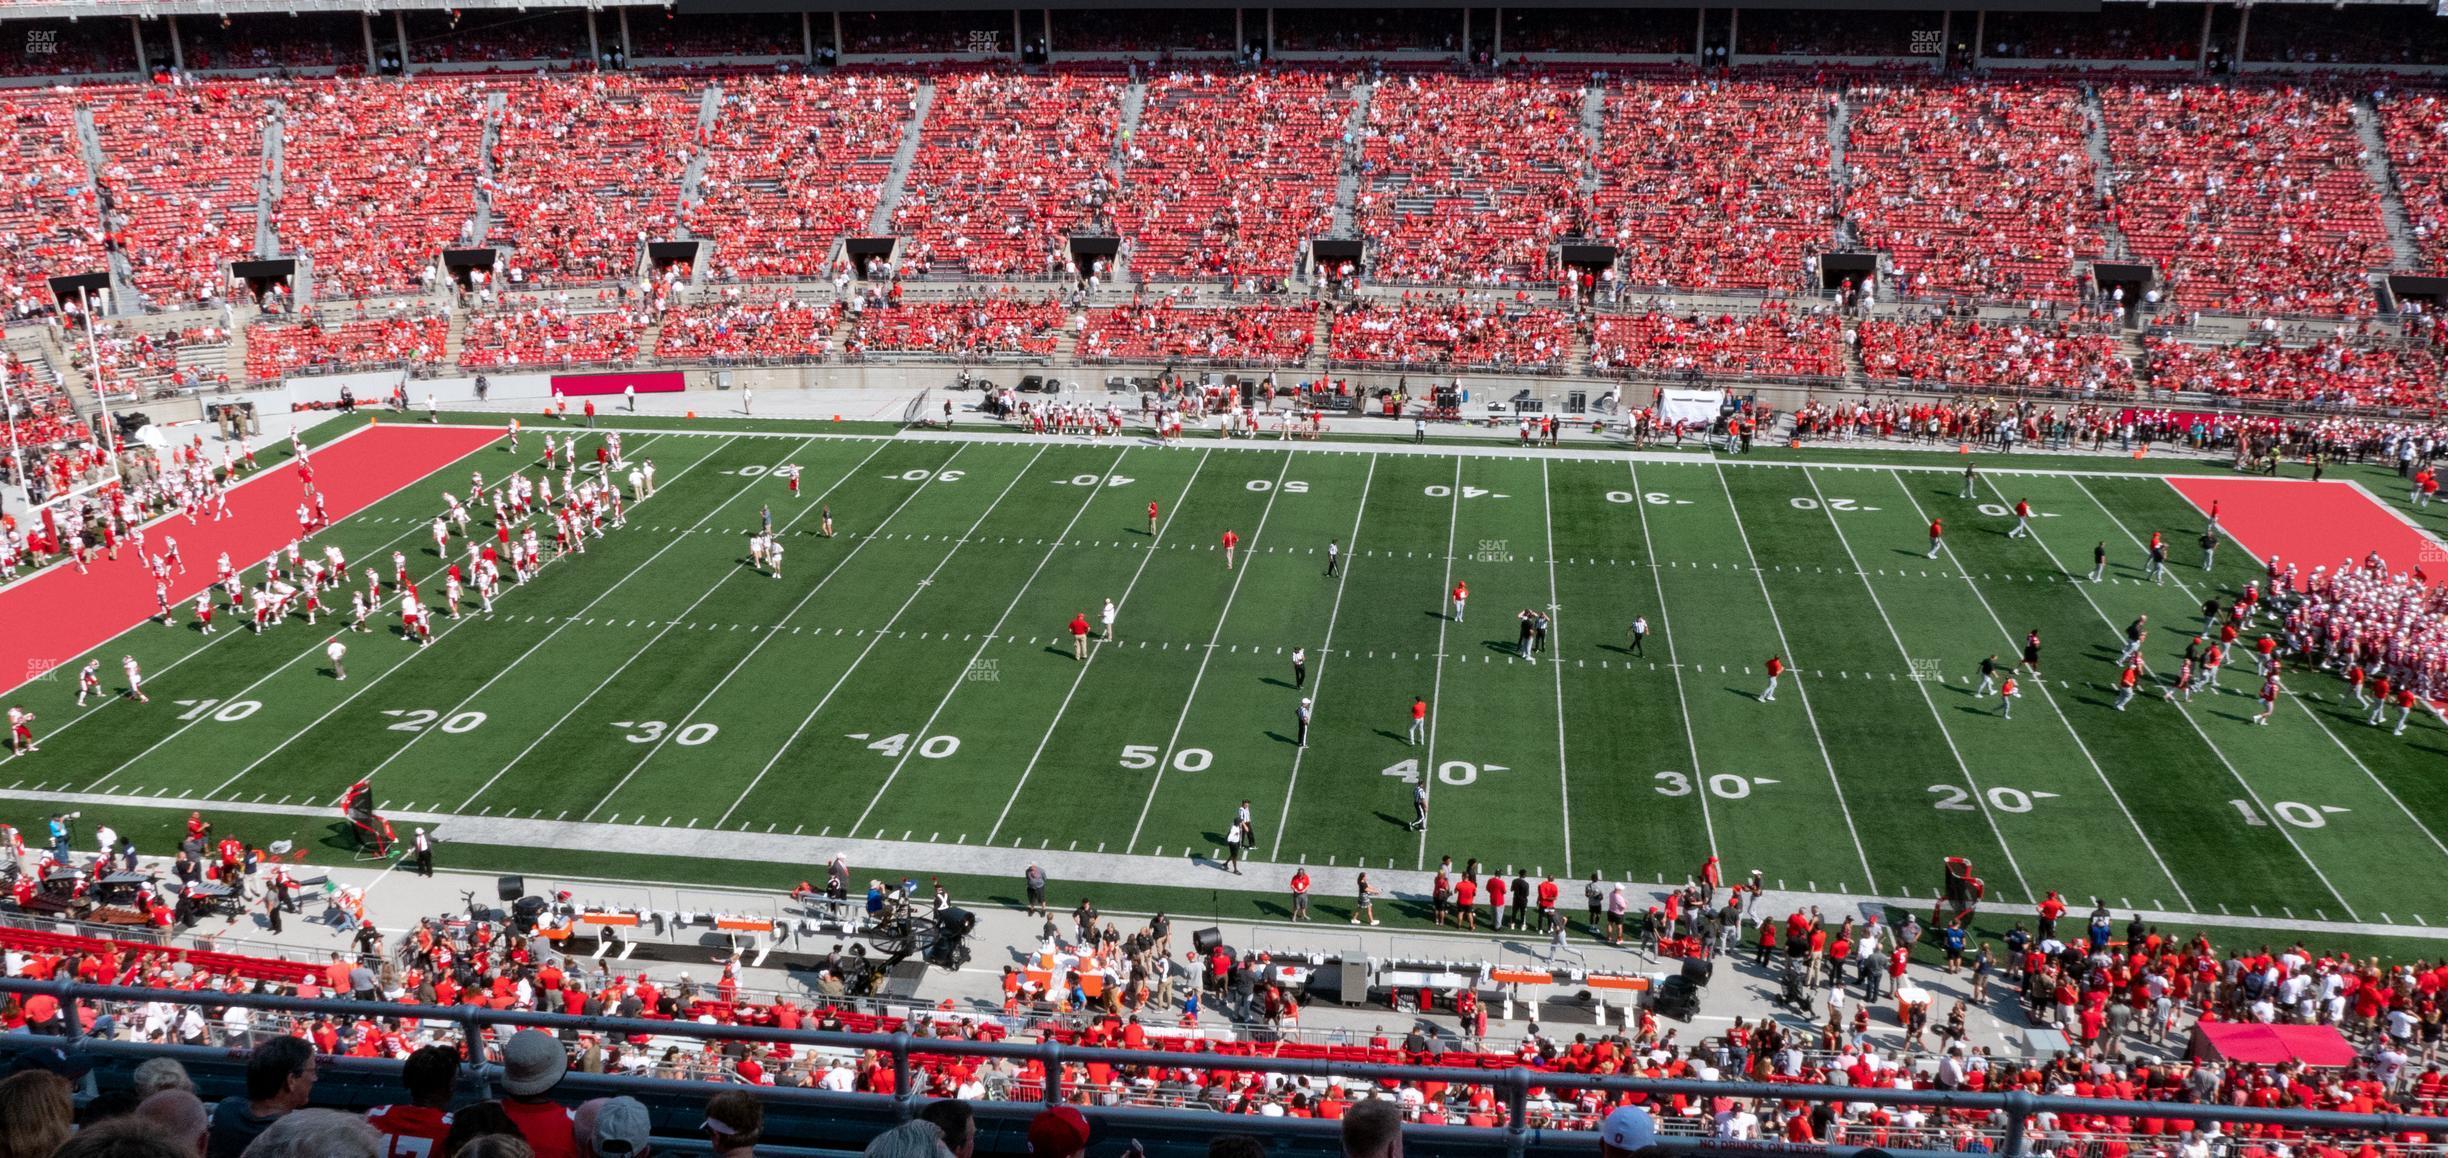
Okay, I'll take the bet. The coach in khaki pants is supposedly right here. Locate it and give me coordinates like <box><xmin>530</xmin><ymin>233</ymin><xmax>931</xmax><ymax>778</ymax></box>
<box><xmin>1069</xmin><ymin>612</ymin><xmax>1091</xmax><ymax>660</ymax></box>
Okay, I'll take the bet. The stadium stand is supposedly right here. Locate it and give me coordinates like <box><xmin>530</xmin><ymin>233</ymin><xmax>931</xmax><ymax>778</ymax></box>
<box><xmin>1326</xmin><ymin>297</ymin><xmax>1571</xmax><ymax>370</ymax></box>
<box><xmin>655</xmin><ymin>290</ymin><xmax>842</xmax><ymax>363</ymax></box>
<box><xmin>244</xmin><ymin>309</ymin><xmax>450</xmax><ymax>384</ymax></box>
<box><xmin>270</xmin><ymin>79</ymin><xmax>491</xmax><ymax>300</ymax></box>
<box><xmin>1592</xmin><ymin>79</ymin><xmax>1833</xmax><ymax>293</ymax></box>
<box><xmin>848</xmin><ymin>294</ymin><xmax>1067</xmax><ymax>357</ymax></box>
<box><xmin>1111</xmin><ymin>71</ymin><xmax>1345</xmax><ymax>284</ymax></box>
<box><xmin>891</xmin><ymin>73</ymin><xmax>1126</xmax><ymax>279</ymax></box>
<box><xmin>1079</xmin><ymin>301</ymin><xmax>1319</xmax><ymax>364</ymax></box>
<box><xmin>1351</xmin><ymin>74</ymin><xmax>1586</xmax><ymax>285</ymax></box>
<box><xmin>2096</xmin><ymin>83</ymin><xmax>2392</xmax><ymax>318</ymax></box>
<box><xmin>1857</xmin><ymin>315</ymin><xmax>2137</xmax><ymax>394</ymax></box>
<box><xmin>0</xmin><ymin>93</ymin><xmax>108</xmax><ymax>322</ymax></box>
<box><xmin>87</xmin><ymin>85</ymin><xmax>270</xmax><ymax>309</ymax></box>
<box><xmin>1589</xmin><ymin>303</ymin><xmax>1843</xmax><ymax>380</ymax></box>
<box><xmin>687</xmin><ymin>73</ymin><xmax>918</xmax><ymax>283</ymax></box>
<box><xmin>1839</xmin><ymin>80</ymin><xmax>2109</xmax><ymax>302</ymax></box>
<box><xmin>486</xmin><ymin>76</ymin><xmax>702</xmax><ymax>287</ymax></box>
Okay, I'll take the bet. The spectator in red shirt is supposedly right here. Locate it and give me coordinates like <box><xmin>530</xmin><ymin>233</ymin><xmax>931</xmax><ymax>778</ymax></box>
<box><xmin>495</xmin><ymin>1030</ymin><xmax>579</xmax><ymax>1158</ymax></box>
<box><xmin>366</xmin><ymin>1046</ymin><xmax>457</xmax><ymax>1158</ymax></box>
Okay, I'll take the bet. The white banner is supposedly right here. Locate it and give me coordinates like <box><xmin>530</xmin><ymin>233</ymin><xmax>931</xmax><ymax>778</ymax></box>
<box><xmin>1658</xmin><ymin>387</ymin><xmax>1726</xmax><ymax>425</ymax></box>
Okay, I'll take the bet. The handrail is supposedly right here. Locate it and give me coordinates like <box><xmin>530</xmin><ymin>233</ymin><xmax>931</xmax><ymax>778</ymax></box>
<box><xmin>6</xmin><ymin>976</ymin><xmax>2448</xmax><ymax>1158</ymax></box>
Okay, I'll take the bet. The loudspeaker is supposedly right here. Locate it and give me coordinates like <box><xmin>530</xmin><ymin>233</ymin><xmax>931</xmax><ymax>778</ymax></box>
<box><xmin>1338</xmin><ymin>961</ymin><xmax>1369</xmax><ymax>1005</ymax></box>
<box><xmin>1192</xmin><ymin>927</ymin><xmax>1224</xmax><ymax>955</ymax></box>
<box><xmin>497</xmin><ymin>875</ymin><xmax>524</xmax><ymax>903</ymax></box>
<box><xmin>1679</xmin><ymin>955</ymin><xmax>1714</xmax><ymax>988</ymax></box>
<box><xmin>1652</xmin><ymin>978</ymin><xmax>1700</xmax><ymax>1020</ymax></box>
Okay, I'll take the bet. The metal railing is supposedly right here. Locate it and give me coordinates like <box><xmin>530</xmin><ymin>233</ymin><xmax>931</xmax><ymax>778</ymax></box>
<box><xmin>5</xmin><ymin>977</ymin><xmax>2448</xmax><ymax>1158</ymax></box>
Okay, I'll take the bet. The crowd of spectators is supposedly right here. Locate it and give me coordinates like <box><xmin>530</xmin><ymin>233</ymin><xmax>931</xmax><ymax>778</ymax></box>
<box><xmin>244</xmin><ymin>309</ymin><xmax>449</xmax><ymax>384</ymax></box>
<box><xmin>0</xmin><ymin>94</ymin><xmax>108</xmax><ymax>322</ymax></box>
<box><xmin>2141</xmin><ymin>334</ymin><xmax>2447</xmax><ymax>408</ymax></box>
<box><xmin>77</xmin><ymin>322</ymin><xmax>230</xmax><ymax>398</ymax></box>
<box><xmin>1326</xmin><ymin>296</ymin><xmax>1571</xmax><ymax>370</ymax></box>
<box><xmin>1856</xmin><ymin>314</ymin><xmax>2137</xmax><ymax>394</ymax></box>
<box><xmin>1111</xmin><ymin>71</ymin><xmax>1345</xmax><ymax>285</ymax></box>
<box><xmin>687</xmin><ymin>73</ymin><xmax>917</xmax><ymax>283</ymax></box>
<box><xmin>487</xmin><ymin>76</ymin><xmax>701</xmax><ymax>287</ymax></box>
<box><xmin>459</xmin><ymin>301</ymin><xmax>645</xmax><ymax>369</ymax></box>
<box><xmin>848</xmin><ymin>294</ymin><xmax>1067</xmax><ymax>357</ymax></box>
<box><xmin>1592</xmin><ymin>79</ymin><xmax>1833</xmax><ymax>292</ymax></box>
<box><xmin>655</xmin><ymin>290</ymin><xmax>842</xmax><ymax>363</ymax></box>
<box><xmin>2097</xmin><ymin>83</ymin><xmax>2391</xmax><ymax>318</ymax></box>
<box><xmin>891</xmin><ymin>74</ymin><xmax>1124</xmax><ymax>278</ymax></box>
<box><xmin>1079</xmin><ymin>300</ymin><xmax>1317</xmax><ymax>364</ymax></box>
<box><xmin>271</xmin><ymin>79</ymin><xmax>491</xmax><ymax>300</ymax></box>
<box><xmin>2377</xmin><ymin>91</ymin><xmax>2448</xmax><ymax>276</ymax></box>
<box><xmin>1840</xmin><ymin>81</ymin><xmax>2108</xmax><ymax>302</ymax></box>
<box><xmin>89</xmin><ymin>85</ymin><xmax>271</xmax><ymax>309</ymax></box>
<box><xmin>1351</xmin><ymin>74</ymin><xmax>1587</xmax><ymax>285</ymax></box>
<box><xmin>1590</xmin><ymin>303</ymin><xmax>1842</xmax><ymax>379</ymax></box>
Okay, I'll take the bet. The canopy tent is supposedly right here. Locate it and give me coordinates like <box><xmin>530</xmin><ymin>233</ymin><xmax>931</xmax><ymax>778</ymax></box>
<box><xmin>2187</xmin><ymin>1022</ymin><xmax>2357</xmax><ymax>1069</ymax></box>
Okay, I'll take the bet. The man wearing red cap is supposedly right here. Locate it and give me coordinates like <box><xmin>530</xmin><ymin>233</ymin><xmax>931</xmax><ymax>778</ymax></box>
<box><xmin>1069</xmin><ymin>612</ymin><xmax>1091</xmax><ymax>661</ymax></box>
<box><xmin>1029</xmin><ymin>1105</ymin><xmax>1090</xmax><ymax>1158</ymax></box>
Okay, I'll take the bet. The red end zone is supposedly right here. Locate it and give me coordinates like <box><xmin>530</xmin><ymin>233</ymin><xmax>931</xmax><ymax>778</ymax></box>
<box><xmin>2165</xmin><ymin>476</ymin><xmax>2448</xmax><ymax>584</ymax></box>
<box><xmin>0</xmin><ymin>422</ymin><xmax>498</xmax><ymax>697</ymax></box>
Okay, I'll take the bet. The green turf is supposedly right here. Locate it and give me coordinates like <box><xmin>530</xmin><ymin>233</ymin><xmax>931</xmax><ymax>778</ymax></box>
<box><xmin>16</xmin><ymin>425</ymin><xmax>2448</xmax><ymax>937</ymax></box>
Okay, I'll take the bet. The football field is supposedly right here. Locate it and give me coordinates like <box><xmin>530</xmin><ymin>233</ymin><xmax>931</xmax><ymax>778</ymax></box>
<box><xmin>12</xmin><ymin>421</ymin><xmax>2448</xmax><ymax>932</ymax></box>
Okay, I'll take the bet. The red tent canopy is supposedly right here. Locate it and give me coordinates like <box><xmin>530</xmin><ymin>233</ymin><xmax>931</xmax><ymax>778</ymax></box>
<box><xmin>2188</xmin><ymin>1022</ymin><xmax>2358</xmax><ymax>1069</ymax></box>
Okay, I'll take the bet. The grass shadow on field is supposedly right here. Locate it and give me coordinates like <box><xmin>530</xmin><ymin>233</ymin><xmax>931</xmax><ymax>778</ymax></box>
<box><xmin>1481</xmin><ymin>641</ymin><xmax>1519</xmax><ymax>656</ymax></box>
<box><xmin>1374</xmin><ymin>730</ymin><xmax>1409</xmax><ymax>743</ymax></box>
<box><xmin>1723</xmin><ymin>687</ymin><xmax>1760</xmax><ymax>701</ymax></box>
<box><xmin>1263</xmin><ymin>678</ymin><xmax>1298</xmax><ymax>690</ymax></box>
<box><xmin>1372</xmin><ymin>812</ymin><xmax>1412</xmax><ymax>832</ymax></box>
<box><xmin>1265</xmin><ymin>731</ymin><xmax>1300</xmax><ymax>747</ymax></box>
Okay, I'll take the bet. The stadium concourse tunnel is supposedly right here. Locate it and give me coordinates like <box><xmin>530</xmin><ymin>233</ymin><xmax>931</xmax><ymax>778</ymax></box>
<box><xmin>7</xmin><ymin>980</ymin><xmax>2448</xmax><ymax>1158</ymax></box>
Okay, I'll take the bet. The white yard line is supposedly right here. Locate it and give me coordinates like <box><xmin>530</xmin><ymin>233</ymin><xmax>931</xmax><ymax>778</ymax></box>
<box><xmin>195</xmin><ymin>435</ymin><xmax>750</xmax><ymax>802</ymax></box>
<box><xmin>986</xmin><ymin>451</ymin><xmax>1214</xmax><ymax>848</ymax></box>
<box><xmin>1802</xmin><ymin>468</ymin><xmax>2035</xmax><ymax>902</ymax></box>
<box><xmin>1124</xmin><ymin>452</ymin><xmax>1296</xmax><ymax>856</ymax></box>
<box><xmin>1413</xmin><ymin>457</ymin><xmax>1464</xmax><ymax>873</ymax></box>
<box><xmin>1267</xmin><ymin>454</ymin><xmax>1377</xmax><ymax>861</ymax></box>
<box><xmin>1996</xmin><ymin>475</ymin><xmax>2358</xmax><ymax>920</ymax></box>
<box><xmin>840</xmin><ymin>446</ymin><xmax>1129</xmax><ymax>835</ymax></box>
<box><xmin>1623</xmin><ymin>461</ymin><xmax>1720</xmax><ymax>865</ymax></box>
<box><xmin>2074</xmin><ymin>476</ymin><xmax>2448</xmax><ymax>869</ymax></box>
<box><xmin>5</xmin><ymin>429</ymin><xmax>591</xmax><ymax>770</ymax></box>
<box><xmin>704</xmin><ymin>444</ymin><xmax>1052</xmax><ymax>830</ymax></box>
<box><xmin>1537</xmin><ymin>460</ymin><xmax>1575</xmax><ymax>878</ymax></box>
<box><xmin>1710</xmin><ymin>463</ymin><xmax>1879</xmax><ymax>894</ymax></box>
<box><xmin>1879</xmin><ymin>470</ymin><xmax>2191</xmax><ymax>911</ymax></box>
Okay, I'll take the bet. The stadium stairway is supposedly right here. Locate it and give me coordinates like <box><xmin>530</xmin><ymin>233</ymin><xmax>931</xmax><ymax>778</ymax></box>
<box><xmin>71</xmin><ymin>103</ymin><xmax>141</xmax><ymax>313</ymax></box>
<box><xmin>468</xmin><ymin>92</ymin><xmax>507</xmax><ymax>246</ymax></box>
<box><xmin>1330</xmin><ymin>82</ymin><xmax>1374</xmax><ymax>236</ymax></box>
<box><xmin>866</xmin><ymin>81</ymin><xmax>936</xmax><ymax>236</ymax></box>
<box><xmin>2351</xmin><ymin>96</ymin><xmax>2422</xmax><ymax>271</ymax></box>
<box><xmin>254</xmin><ymin>101</ymin><xmax>285</xmax><ymax>260</ymax></box>
<box><xmin>1108</xmin><ymin>81</ymin><xmax>1148</xmax><ymax>281</ymax></box>
<box><xmin>2078</xmin><ymin>86</ymin><xmax>2136</xmax><ymax>261</ymax></box>
<box><xmin>674</xmin><ymin>85</ymin><xmax>722</xmax><ymax>230</ymax></box>
<box><xmin>1576</xmin><ymin>83</ymin><xmax>1604</xmax><ymax>200</ymax></box>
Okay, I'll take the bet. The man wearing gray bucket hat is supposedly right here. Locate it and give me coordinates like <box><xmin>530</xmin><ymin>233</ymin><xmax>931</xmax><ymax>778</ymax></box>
<box><xmin>497</xmin><ymin>1029</ymin><xmax>580</xmax><ymax>1158</ymax></box>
